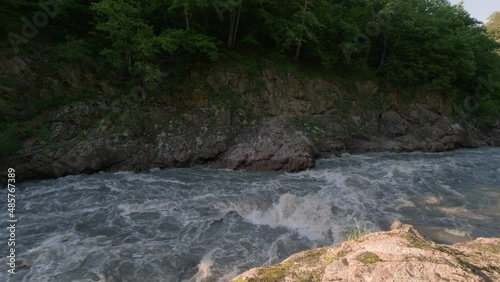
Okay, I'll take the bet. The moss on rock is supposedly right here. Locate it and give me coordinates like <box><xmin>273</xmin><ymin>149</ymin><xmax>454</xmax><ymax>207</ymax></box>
<box><xmin>356</xmin><ymin>252</ymin><xmax>381</xmax><ymax>264</ymax></box>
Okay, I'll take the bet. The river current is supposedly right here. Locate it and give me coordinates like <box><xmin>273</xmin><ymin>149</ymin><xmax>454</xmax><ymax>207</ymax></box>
<box><xmin>1</xmin><ymin>148</ymin><xmax>499</xmax><ymax>281</ymax></box>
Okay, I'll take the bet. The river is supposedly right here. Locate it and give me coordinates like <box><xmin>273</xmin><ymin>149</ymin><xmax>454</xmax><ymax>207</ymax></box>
<box><xmin>1</xmin><ymin>147</ymin><xmax>499</xmax><ymax>281</ymax></box>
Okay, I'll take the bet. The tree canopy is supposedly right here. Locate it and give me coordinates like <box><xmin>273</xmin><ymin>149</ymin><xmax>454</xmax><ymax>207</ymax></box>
<box><xmin>487</xmin><ymin>11</ymin><xmax>500</xmax><ymax>42</ymax></box>
<box><xmin>1</xmin><ymin>0</ymin><xmax>500</xmax><ymax>124</ymax></box>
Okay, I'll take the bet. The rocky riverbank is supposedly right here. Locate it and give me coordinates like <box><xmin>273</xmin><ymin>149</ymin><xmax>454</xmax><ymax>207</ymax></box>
<box><xmin>233</xmin><ymin>221</ymin><xmax>500</xmax><ymax>282</ymax></box>
<box><xmin>2</xmin><ymin>106</ymin><xmax>500</xmax><ymax>183</ymax></box>
<box><xmin>1</xmin><ymin>55</ymin><xmax>499</xmax><ymax>183</ymax></box>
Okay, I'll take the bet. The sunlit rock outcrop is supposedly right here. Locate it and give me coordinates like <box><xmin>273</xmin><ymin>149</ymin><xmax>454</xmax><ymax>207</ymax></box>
<box><xmin>233</xmin><ymin>221</ymin><xmax>500</xmax><ymax>282</ymax></box>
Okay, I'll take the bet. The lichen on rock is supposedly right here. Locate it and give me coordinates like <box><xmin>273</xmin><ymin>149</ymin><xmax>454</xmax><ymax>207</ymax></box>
<box><xmin>233</xmin><ymin>221</ymin><xmax>500</xmax><ymax>282</ymax></box>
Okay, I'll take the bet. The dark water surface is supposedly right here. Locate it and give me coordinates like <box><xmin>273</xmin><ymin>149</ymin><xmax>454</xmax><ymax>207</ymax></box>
<box><xmin>1</xmin><ymin>148</ymin><xmax>499</xmax><ymax>281</ymax></box>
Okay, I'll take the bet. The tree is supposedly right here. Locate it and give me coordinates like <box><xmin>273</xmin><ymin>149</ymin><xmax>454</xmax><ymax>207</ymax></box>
<box><xmin>212</xmin><ymin>0</ymin><xmax>244</xmax><ymax>48</ymax></box>
<box><xmin>371</xmin><ymin>0</ymin><xmax>484</xmax><ymax>90</ymax></box>
<box><xmin>0</xmin><ymin>0</ymin><xmax>39</xmax><ymax>37</ymax></box>
<box><xmin>257</xmin><ymin>0</ymin><xmax>322</xmax><ymax>61</ymax></box>
<box><xmin>293</xmin><ymin>0</ymin><xmax>308</xmax><ymax>61</ymax></box>
<box><xmin>90</xmin><ymin>0</ymin><xmax>217</xmax><ymax>80</ymax></box>
<box><xmin>486</xmin><ymin>11</ymin><xmax>500</xmax><ymax>42</ymax></box>
<box><xmin>168</xmin><ymin>0</ymin><xmax>211</xmax><ymax>31</ymax></box>
<box><xmin>0</xmin><ymin>0</ymin><xmax>22</xmax><ymax>33</ymax></box>
<box><xmin>91</xmin><ymin>0</ymin><xmax>159</xmax><ymax>71</ymax></box>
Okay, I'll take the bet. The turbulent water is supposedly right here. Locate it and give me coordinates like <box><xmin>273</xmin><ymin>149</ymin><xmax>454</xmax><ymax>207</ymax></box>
<box><xmin>1</xmin><ymin>148</ymin><xmax>500</xmax><ymax>281</ymax></box>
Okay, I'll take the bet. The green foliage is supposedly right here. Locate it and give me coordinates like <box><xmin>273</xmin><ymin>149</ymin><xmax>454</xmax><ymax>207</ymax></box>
<box><xmin>476</xmin><ymin>99</ymin><xmax>500</xmax><ymax>128</ymax></box>
<box><xmin>43</xmin><ymin>89</ymin><xmax>97</xmax><ymax>109</ymax></box>
<box><xmin>0</xmin><ymin>0</ymin><xmax>19</xmax><ymax>33</ymax></box>
<box><xmin>0</xmin><ymin>122</ymin><xmax>21</xmax><ymax>155</ymax></box>
<box><xmin>91</xmin><ymin>0</ymin><xmax>160</xmax><ymax>70</ymax></box>
<box><xmin>157</xmin><ymin>29</ymin><xmax>218</xmax><ymax>61</ymax></box>
<box><xmin>0</xmin><ymin>0</ymin><xmax>37</xmax><ymax>36</ymax></box>
<box><xmin>22</xmin><ymin>89</ymin><xmax>98</xmax><ymax>120</ymax></box>
<box><xmin>168</xmin><ymin>0</ymin><xmax>211</xmax><ymax>30</ymax></box>
<box><xmin>0</xmin><ymin>75</ymin><xmax>15</xmax><ymax>88</ymax></box>
<box><xmin>379</xmin><ymin>0</ymin><xmax>482</xmax><ymax>89</ymax></box>
<box><xmin>27</xmin><ymin>117</ymin><xmax>52</xmax><ymax>142</ymax></box>
<box><xmin>259</xmin><ymin>1</ymin><xmax>323</xmax><ymax>54</ymax></box>
<box><xmin>209</xmin><ymin>88</ymin><xmax>242</xmax><ymax>109</ymax></box>
<box><xmin>87</xmin><ymin>0</ymin><xmax>218</xmax><ymax>84</ymax></box>
<box><xmin>487</xmin><ymin>11</ymin><xmax>500</xmax><ymax>42</ymax></box>
<box><xmin>239</xmin><ymin>34</ymin><xmax>261</xmax><ymax>49</ymax></box>
<box><xmin>2</xmin><ymin>0</ymin><xmax>500</xmax><ymax>127</ymax></box>
<box><xmin>56</xmin><ymin>36</ymin><xmax>96</xmax><ymax>66</ymax></box>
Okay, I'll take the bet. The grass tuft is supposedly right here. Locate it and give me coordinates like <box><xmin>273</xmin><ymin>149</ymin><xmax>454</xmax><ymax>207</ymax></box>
<box><xmin>347</xmin><ymin>218</ymin><xmax>367</xmax><ymax>241</ymax></box>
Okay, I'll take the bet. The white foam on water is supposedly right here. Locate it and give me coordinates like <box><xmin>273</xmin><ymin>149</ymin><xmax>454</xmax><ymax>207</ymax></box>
<box><xmin>123</xmin><ymin>173</ymin><xmax>188</xmax><ymax>185</ymax></box>
<box><xmin>112</xmin><ymin>170</ymin><xmax>135</xmax><ymax>176</ymax></box>
<box><xmin>188</xmin><ymin>248</ymin><xmax>219</xmax><ymax>282</ymax></box>
<box><xmin>312</xmin><ymin>172</ymin><xmax>365</xmax><ymax>210</ymax></box>
<box><xmin>434</xmin><ymin>206</ymin><xmax>490</xmax><ymax>220</ymax></box>
<box><xmin>16</xmin><ymin>232</ymin><xmax>106</xmax><ymax>281</ymax></box>
<box><xmin>264</xmin><ymin>234</ymin><xmax>293</xmax><ymax>265</ymax></box>
<box><xmin>444</xmin><ymin>228</ymin><xmax>471</xmax><ymax>237</ymax></box>
<box><xmin>217</xmin><ymin>266</ymin><xmax>242</xmax><ymax>282</ymax></box>
<box><xmin>191</xmin><ymin>193</ymin><xmax>219</xmax><ymax>201</ymax></box>
<box><xmin>6</xmin><ymin>148</ymin><xmax>499</xmax><ymax>281</ymax></box>
<box><xmin>423</xmin><ymin>195</ymin><xmax>443</xmax><ymax>205</ymax></box>
<box><xmin>237</xmin><ymin>193</ymin><xmax>335</xmax><ymax>241</ymax></box>
<box><xmin>299</xmin><ymin>169</ymin><xmax>349</xmax><ymax>186</ymax></box>
<box><xmin>117</xmin><ymin>200</ymin><xmax>181</xmax><ymax>216</ymax></box>
<box><xmin>384</xmin><ymin>163</ymin><xmax>420</xmax><ymax>175</ymax></box>
<box><xmin>439</xmin><ymin>184</ymin><xmax>465</xmax><ymax>198</ymax></box>
<box><xmin>395</xmin><ymin>196</ymin><xmax>416</xmax><ymax>208</ymax></box>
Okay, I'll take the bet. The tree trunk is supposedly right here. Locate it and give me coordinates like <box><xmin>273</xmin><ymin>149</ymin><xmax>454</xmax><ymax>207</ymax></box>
<box><xmin>184</xmin><ymin>5</ymin><xmax>190</xmax><ymax>30</ymax></box>
<box><xmin>376</xmin><ymin>36</ymin><xmax>388</xmax><ymax>73</ymax></box>
<box><xmin>294</xmin><ymin>0</ymin><xmax>308</xmax><ymax>62</ymax></box>
<box><xmin>228</xmin><ymin>11</ymin><xmax>234</xmax><ymax>47</ymax></box>
<box><xmin>227</xmin><ymin>1</ymin><xmax>243</xmax><ymax>48</ymax></box>
<box><xmin>293</xmin><ymin>40</ymin><xmax>302</xmax><ymax>62</ymax></box>
<box><xmin>126</xmin><ymin>50</ymin><xmax>131</xmax><ymax>69</ymax></box>
<box><xmin>232</xmin><ymin>0</ymin><xmax>243</xmax><ymax>45</ymax></box>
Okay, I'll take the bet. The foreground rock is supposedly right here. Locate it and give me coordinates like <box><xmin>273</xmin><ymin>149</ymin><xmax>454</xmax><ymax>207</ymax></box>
<box><xmin>233</xmin><ymin>221</ymin><xmax>500</xmax><ymax>282</ymax></box>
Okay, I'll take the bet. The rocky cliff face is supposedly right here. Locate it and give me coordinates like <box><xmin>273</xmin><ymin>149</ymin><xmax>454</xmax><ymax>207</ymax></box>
<box><xmin>233</xmin><ymin>221</ymin><xmax>500</xmax><ymax>282</ymax></box>
<box><xmin>0</xmin><ymin>55</ymin><xmax>499</xmax><ymax>182</ymax></box>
